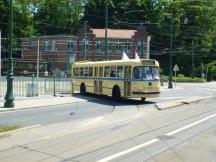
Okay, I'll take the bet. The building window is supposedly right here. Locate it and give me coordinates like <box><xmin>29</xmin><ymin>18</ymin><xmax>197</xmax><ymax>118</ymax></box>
<box><xmin>125</xmin><ymin>41</ymin><xmax>131</xmax><ymax>53</ymax></box>
<box><xmin>96</xmin><ymin>40</ymin><xmax>101</xmax><ymax>52</ymax></box>
<box><xmin>44</xmin><ymin>40</ymin><xmax>49</xmax><ymax>52</ymax></box>
<box><xmin>108</xmin><ymin>41</ymin><xmax>112</xmax><ymax>52</ymax></box>
<box><xmin>82</xmin><ymin>39</ymin><xmax>89</xmax><ymax>52</ymax></box>
<box><xmin>137</xmin><ymin>41</ymin><xmax>144</xmax><ymax>55</ymax></box>
<box><xmin>51</xmin><ymin>40</ymin><xmax>56</xmax><ymax>52</ymax></box>
<box><xmin>29</xmin><ymin>39</ymin><xmax>35</xmax><ymax>47</ymax></box>
<box><xmin>115</xmin><ymin>40</ymin><xmax>121</xmax><ymax>53</ymax></box>
<box><xmin>68</xmin><ymin>40</ymin><xmax>73</xmax><ymax>53</ymax></box>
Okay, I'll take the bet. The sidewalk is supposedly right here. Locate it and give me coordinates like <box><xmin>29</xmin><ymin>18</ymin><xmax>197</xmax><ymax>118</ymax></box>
<box><xmin>0</xmin><ymin>94</ymin><xmax>89</xmax><ymax>112</ymax></box>
<box><xmin>0</xmin><ymin>82</ymin><xmax>214</xmax><ymax>112</ymax></box>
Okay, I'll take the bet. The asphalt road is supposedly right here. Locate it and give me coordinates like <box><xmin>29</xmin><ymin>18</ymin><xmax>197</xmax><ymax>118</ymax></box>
<box><xmin>0</xmin><ymin>82</ymin><xmax>216</xmax><ymax>127</ymax></box>
<box><xmin>0</xmin><ymin>97</ymin><xmax>216</xmax><ymax>162</ymax></box>
<box><xmin>0</xmin><ymin>82</ymin><xmax>216</xmax><ymax>162</ymax></box>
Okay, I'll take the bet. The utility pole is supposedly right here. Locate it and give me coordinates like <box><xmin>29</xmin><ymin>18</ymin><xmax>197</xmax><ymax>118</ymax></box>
<box><xmin>4</xmin><ymin>0</ymin><xmax>14</xmax><ymax>107</ymax></box>
<box><xmin>105</xmin><ymin>6</ymin><xmax>108</xmax><ymax>60</ymax></box>
<box><xmin>140</xmin><ymin>23</ymin><xmax>144</xmax><ymax>58</ymax></box>
<box><xmin>192</xmin><ymin>40</ymin><xmax>195</xmax><ymax>79</ymax></box>
<box><xmin>0</xmin><ymin>25</ymin><xmax>1</xmax><ymax>77</ymax></box>
<box><xmin>36</xmin><ymin>39</ymin><xmax>40</xmax><ymax>96</ymax></box>
<box><xmin>84</xmin><ymin>21</ymin><xmax>87</xmax><ymax>60</ymax></box>
<box><xmin>168</xmin><ymin>21</ymin><xmax>173</xmax><ymax>89</ymax></box>
<box><xmin>147</xmin><ymin>36</ymin><xmax>151</xmax><ymax>59</ymax></box>
<box><xmin>36</xmin><ymin>39</ymin><xmax>40</xmax><ymax>78</ymax></box>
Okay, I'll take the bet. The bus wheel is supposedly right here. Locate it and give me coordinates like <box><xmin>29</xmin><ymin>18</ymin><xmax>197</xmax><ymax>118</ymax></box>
<box><xmin>80</xmin><ymin>83</ymin><xmax>86</xmax><ymax>95</ymax></box>
<box><xmin>141</xmin><ymin>97</ymin><xmax>146</xmax><ymax>103</ymax></box>
<box><xmin>112</xmin><ymin>87</ymin><xmax>121</xmax><ymax>101</ymax></box>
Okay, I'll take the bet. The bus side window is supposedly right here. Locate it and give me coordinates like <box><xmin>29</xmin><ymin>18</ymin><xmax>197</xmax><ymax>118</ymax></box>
<box><xmin>83</xmin><ymin>67</ymin><xmax>88</xmax><ymax>76</ymax></box>
<box><xmin>73</xmin><ymin>68</ymin><xmax>76</xmax><ymax>76</ymax></box>
<box><xmin>117</xmin><ymin>66</ymin><xmax>123</xmax><ymax>78</ymax></box>
<box><xmin>110</xmin><ymin>71</ymin><xmax>115</xmax><ymax>77</ymax></box>
<box><xmin>80</xmin><ymin>67</ymin><xmax>83</xmax><ymax>77</ymax></box>
<box><xmin>110</xmin><ymin>66</ymin><xmax>116</xmax><ymax>77</ymax></box>
<box><xmin>75</xmin><ymin>68</ymin><xmax>80</xmax><ymax>76</ymax></box>
<box><xmin>89</xmin><ymin>67</ymin><xmax>93</xmax><ymax>77</ymax></box>
<box><xmin>133</xmin><ymin>67</ymin><xmax>140</xmax><ymax>79</ymax></box>
<box><xmin>104</xmin><ymin>66</ymin><xmax>110</xmax><ymax>77</ymax></box>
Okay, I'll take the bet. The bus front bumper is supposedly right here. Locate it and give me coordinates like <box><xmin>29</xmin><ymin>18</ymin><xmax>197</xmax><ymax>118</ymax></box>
<box><xmin>131</xmin><ymin>91</ymin><xmax>160</xmax><ymax>98</ymax></box>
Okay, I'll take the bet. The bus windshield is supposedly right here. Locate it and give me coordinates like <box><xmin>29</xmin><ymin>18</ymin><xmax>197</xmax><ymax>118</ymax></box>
<box><xmin>133</xmin><ymin>66</ymin><xmax>159</xmax><ymax>80</ymax></box>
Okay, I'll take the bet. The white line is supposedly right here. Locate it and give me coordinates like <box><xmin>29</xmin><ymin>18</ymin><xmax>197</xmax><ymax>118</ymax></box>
<box><xmin>96</xmin><ymin>113</ymin><xmax>216</xmax><ymax>162</ymax></box>
<box><xmin>166</xmin><ymin>113</ymin><xmax>216</xmax><ymax>136</ymax></box>
<box><xmin>96</xmin><ymin>139</ymin><xmax>159</xmax><ymax>162</ymax></box>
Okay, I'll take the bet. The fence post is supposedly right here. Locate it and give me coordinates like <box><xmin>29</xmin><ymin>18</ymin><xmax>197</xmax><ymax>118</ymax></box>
<box><xmin>32</xmin><ymin>74</ymin><xmax>35</xmax><ymax>97</ymax></box>
<box><xmin>71</xmin><ymin>78</ymin><xmax>74</xmax><ymax>96</ymax></box>
<box><xmin>45</xmin><ymin>76</ymin><xmax>47</xmax><ymax>92</ymax></box>
<box><xmin>53</xmin><ymin>74</ymin><xmax>56</xmax><ymax>96</ymax></box>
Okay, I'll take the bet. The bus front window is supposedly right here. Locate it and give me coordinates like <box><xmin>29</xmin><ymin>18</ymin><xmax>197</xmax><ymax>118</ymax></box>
<box><xmin>133</xmin><ymin>67</ymin><xmax>140</xmax><ymax>79</ymax></box>
<box><xmin>133</xmin><ymin>66</ymin><xmax>159</xmax><ymax>80</ymax></box>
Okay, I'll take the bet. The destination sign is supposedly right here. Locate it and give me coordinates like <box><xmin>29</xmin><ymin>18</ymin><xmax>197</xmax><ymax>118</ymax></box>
<box><xmin>142</xmin><ymin>60</ymin><xmax>155</xmax><ymax>65</ymax></box>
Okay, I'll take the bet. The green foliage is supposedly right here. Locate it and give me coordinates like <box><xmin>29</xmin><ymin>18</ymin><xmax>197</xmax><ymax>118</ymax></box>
<box><xmin>0</xmin><ymin>124</ymin><xmax>20</xmax><ymax>133</ymax></box>
<box><xmin>83</xmin><ymin>0</ymin><xmax>216</xmax><ymax>77</ymax></box>
<box><xmin>0</xmin><ymin>0</ymin><xmax>216</xmax><ymax>71</ymax></box>
<box><xmin>173</xmin><ymin>76</ymin><xmax>206</xmax><ymax>83</ymax></box>
<box><xmin>205</xmin><ymin>60</ymin><xmax>216</xmax><ymax>81</ymax></box>
<box><xmin>33</xmin><ymin>0</ymin><xmax>84</xmax><ymax>35</ymax></box>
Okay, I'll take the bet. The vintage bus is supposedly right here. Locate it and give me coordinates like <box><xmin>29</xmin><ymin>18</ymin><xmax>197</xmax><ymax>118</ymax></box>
<box><xmin>72</xmin><ymin>59</ymin><xmax>160</xmax><ymax>101</ymax></box>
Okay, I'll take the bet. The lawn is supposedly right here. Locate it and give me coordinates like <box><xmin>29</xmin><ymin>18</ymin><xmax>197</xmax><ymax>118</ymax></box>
<box><xmin>0</xmin><ymin>125</ymin><xmax>20</xmax><ymax>133</ymax></box>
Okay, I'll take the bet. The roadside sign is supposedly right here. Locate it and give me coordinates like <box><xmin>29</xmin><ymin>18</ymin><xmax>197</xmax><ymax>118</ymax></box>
<box><xmin>173</xmin><ymin>64</ymin><xmax>179</xmax><ymax>88</ymax></box>
<box><xmin>173</xmin><ymin>64</ymin><xmax>179</xmax><ymax>72</ymax></box>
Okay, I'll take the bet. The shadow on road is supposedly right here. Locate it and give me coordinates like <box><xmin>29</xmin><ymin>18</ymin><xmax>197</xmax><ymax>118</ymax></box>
<box><xmin>73</xmin><ymin>93</ymin><xmax>156</xmax><ymax>107</ymax></box>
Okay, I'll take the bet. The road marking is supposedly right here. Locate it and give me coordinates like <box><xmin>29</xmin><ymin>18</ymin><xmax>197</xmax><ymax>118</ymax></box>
<box><xmin>96</xmin><ymin>113</ymin><xmax>216</xmax><ymax>162</ymax></box>
<box><xmin>166</xmin><ymin>113</ymin><xmax>216</xmax><ymax>136</ymax></box>
<box><xmin>96</xmin><ymin>139</ymin><xmax>159</xmax><ymax>162</ymax></box>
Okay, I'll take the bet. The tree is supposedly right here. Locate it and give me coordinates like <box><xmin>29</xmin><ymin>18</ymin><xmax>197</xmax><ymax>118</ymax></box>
<box><xmin>33</xmin><ymin>0</ymin><xmax>84</xmax><ymax>35</ymax></box>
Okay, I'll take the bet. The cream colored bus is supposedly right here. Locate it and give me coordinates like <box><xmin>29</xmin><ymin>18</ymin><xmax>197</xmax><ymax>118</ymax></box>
<box><xmin>72</xmin><ymin>59</ymin><xmax>160</xmax><ymax>102</ymax></box>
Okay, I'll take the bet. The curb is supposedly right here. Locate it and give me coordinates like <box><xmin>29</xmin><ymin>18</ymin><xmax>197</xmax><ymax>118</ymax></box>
<box><xmin>155</xmin><ymin>96</ymin><xmax>211</xmax><ymax>110</ymax></box>
<box><xmin>0</xmin><ymin>97</ymin><xmax>93</xmax><ymax>113</ymax></box>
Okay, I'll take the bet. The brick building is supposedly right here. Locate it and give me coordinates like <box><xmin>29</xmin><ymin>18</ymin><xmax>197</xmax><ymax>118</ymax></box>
<box><xmin>21</xmin><ymin>35</ymin><xmax>77</xmax><ymax>77</ymax></box>
<box><xmin>20</xmin><ymin>26</ymin><xmax>150</xmax><ymax>77</ymax></box>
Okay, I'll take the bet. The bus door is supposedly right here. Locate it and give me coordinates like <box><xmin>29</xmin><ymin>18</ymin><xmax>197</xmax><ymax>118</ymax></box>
<box><xmin>94</xmin><ymin>67</ymin><xmax>103</xmax><ymax>94</ymax></box>
<box><xmin>124</xmin><ymin>66</ymin><xmax>131</xmax><ymax>97</ymax></box>
<box><xmin>99</xmin><ymin>67</ymin><xmax>103</xmax><ymax>94</ymax></box>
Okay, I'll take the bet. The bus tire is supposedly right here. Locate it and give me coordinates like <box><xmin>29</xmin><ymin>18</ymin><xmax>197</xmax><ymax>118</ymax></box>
<box><xmin>141</xmin><ymin>97</ymin><xmax>146</xmax><ymax>103</ymax></box>
<box><xmin>112</xmin><ymin>86</ymin><xmax>121</xmax><ymax>101</ymax></box>
<box><xmin>80</xmin><ymin>83</ymin><xmax>86</xmax><ymax>95</ymax></box>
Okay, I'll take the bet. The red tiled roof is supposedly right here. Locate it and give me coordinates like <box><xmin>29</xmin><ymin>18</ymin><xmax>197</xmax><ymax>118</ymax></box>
<box><xmin>92</xmin><ymin>29</ymin><xmax>136</xmax><ymax>39</ymax></box>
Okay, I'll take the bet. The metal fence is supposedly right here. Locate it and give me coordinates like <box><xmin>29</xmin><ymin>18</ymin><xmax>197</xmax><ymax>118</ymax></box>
<box><xmin>0</xmin><ymin>76</ymin><xmax>72</xmax><ymax>100</ymax></box>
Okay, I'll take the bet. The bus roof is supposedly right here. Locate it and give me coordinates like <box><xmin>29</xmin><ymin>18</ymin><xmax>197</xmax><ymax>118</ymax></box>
<box><xmin>73</xmin><ymin>59</ymin><xmax>159</xmax><ymax>67</ymax></box>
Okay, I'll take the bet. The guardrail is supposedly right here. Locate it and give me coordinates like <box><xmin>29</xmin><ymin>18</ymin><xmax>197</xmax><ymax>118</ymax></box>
<box><xmin>0</xmin><ymin>76</ymin><xmax>72</xmax><ymax>100</ymax></box>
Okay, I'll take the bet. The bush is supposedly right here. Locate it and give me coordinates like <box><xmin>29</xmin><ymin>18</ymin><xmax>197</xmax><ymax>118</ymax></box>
<box><xmin>206</xmin><ymin>60</ymin><xmax>216</xmax><ymax>81</ymax></box>
<box><xmin>173</xmin><ymin>76</ymin><xmax>206</xmax><ymax>83</ymax></box>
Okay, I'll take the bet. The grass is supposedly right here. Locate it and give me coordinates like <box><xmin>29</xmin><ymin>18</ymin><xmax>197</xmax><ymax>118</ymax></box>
<box><xmin>173</xmin><ymin>76</ymin><xmax>206</xmax><ymax>82</ymax></box>
<box><xmin>0</xmin><ymin>125</ymin><xmax>20</xmax><ymax>133</ymax></box>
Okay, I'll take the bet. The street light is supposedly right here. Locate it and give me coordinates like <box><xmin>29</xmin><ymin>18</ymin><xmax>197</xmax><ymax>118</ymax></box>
<box><xmin>84</xmin><ymin>21</ymin><xmax>87</xmax><ymax>60</ymax></box>
<box><xmin>183</xmin><ymin>17</ymin><xmax>194</xmax><ymax>79</ymax></box>
<box><xmin>168</xmin><ymin>18</ymin><xmax>173</xmax><ymax>89</ymax></box>
<box><xmin>104</xmin><ymin>6</ymin><xmax>108</xmax><ymax>61</ymax></box>
<box><xmin>4</xmin><ymin>0</ymin><xmax>14</xmax><ymax>107</ymax></box>
<box><xmin>168</xmin><ymin>17</ymin><xmax>189</xmax><ymax>89</ymax></box>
